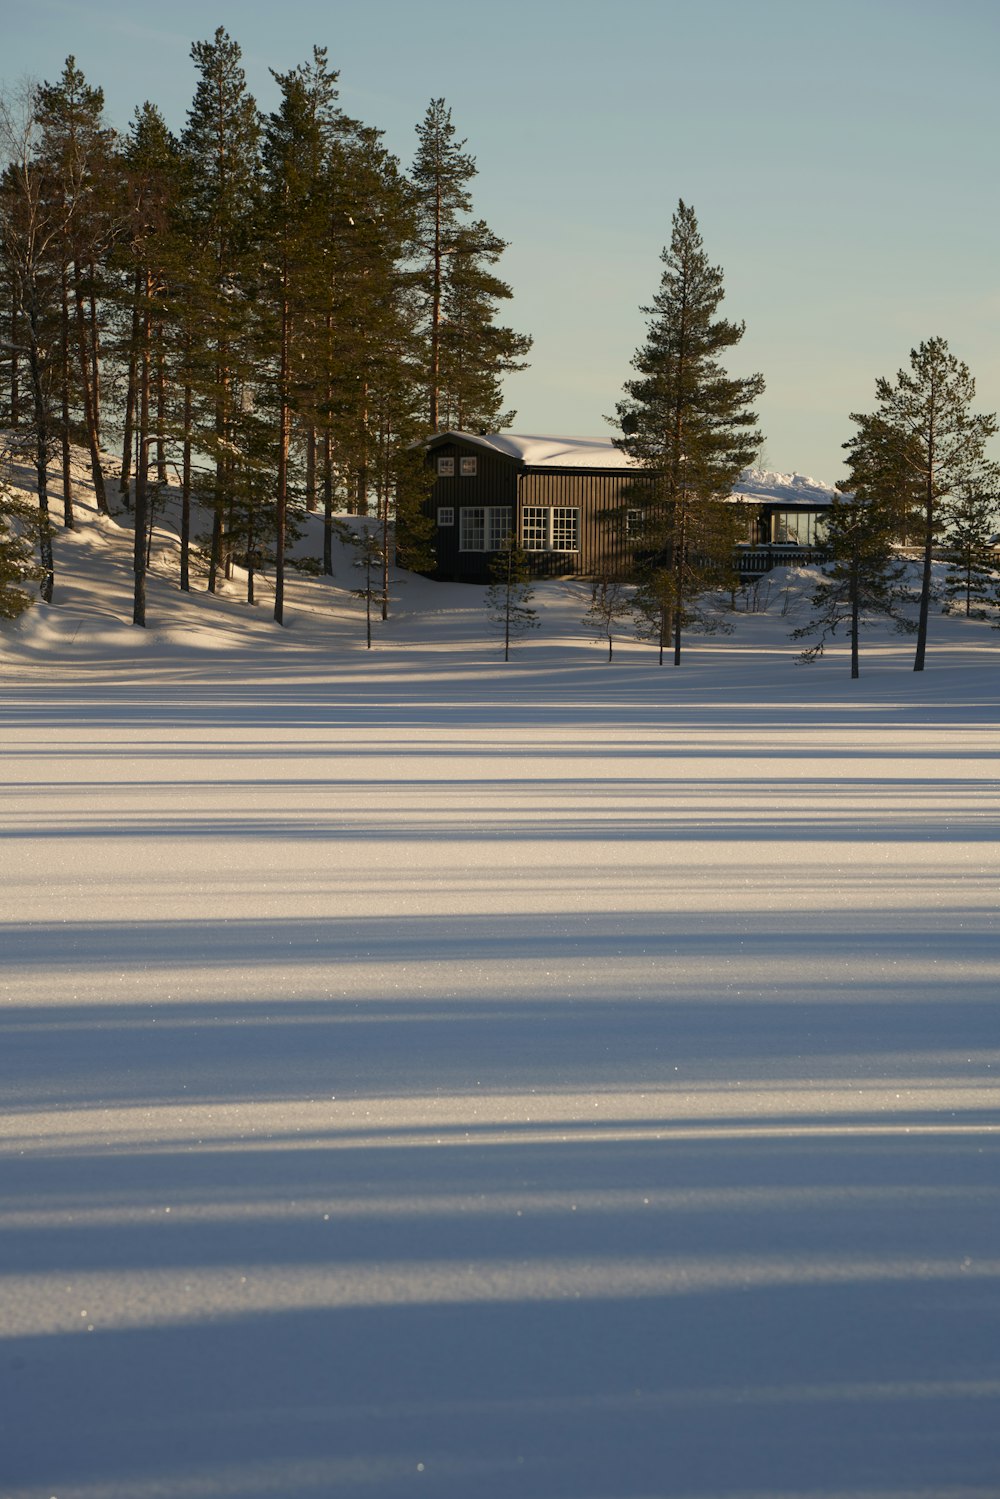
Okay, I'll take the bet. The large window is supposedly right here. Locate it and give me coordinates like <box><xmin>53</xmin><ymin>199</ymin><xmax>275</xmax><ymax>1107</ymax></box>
<box><xmin>521</xmin><ymin>506</ymin><xmax>548</xmax><ymax>551</ymax></box>
<box><xmin>521</xmin><ymin>506</ymin><xmax>580</xmax><ymax>552</ymax></box>
<box><xmin>772</xmin><ymin>510</ymin><xmax>827</xmax><ymax>546</ymax></box>
<box><xmin>460</xmin><ymin>506</ymin><xmax>512</xmax><ymax>551</ymax></box>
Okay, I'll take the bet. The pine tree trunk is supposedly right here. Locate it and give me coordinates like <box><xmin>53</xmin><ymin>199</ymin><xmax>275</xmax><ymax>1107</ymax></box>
<box><xmin>208</xmin><ymin>349</ymin><xmax>228</xmax><ymax>592</ymax></box>
<box><xmin>133</xmin><ymin>285</ymin><xmax>150</xmax><ymax>628</ymax></box>
<box><xmin>224</xmin><ymin>492</ymin><xmax>234</xmax><ymax>580</ymax></box>
<box><xmin>850</xmin><ymin>559</ymin><xmax>860</xmax><ymax>679</ymax></box>
<box><xmin>322</xmin><ymin>425</ymin><xmax>334</xmax><ymax>577</ymax></box>
<box><xmin>208</xmin><ymin>504</ymin><xmax>222</xmax><ymax>592</ymax></box>
<box><xmin>380</xmin><ymin>442</ymin><xmax>390</xmax><ymax>621</ymax></box>
<box><xmin>246</xmin><ymin>504</ymin><xmax>255</xmax><ymax>605</ymax></box>
<box><xmin>672</xmin><ymin>498</ymin><xmax>685</xmax><ymax>666</ymax></box>
<box><xmin>89</xmin><ymin>277</ymin><xmax>101</xmax><ymax>443</ymax></box>
<box><xmin>274</xmin><ymin>280</ymin><xmax>290</xmax><ymax>626</ymax></box>
<box><xmin>72</xmin><ymin>260</ymin><xmax>107</xmax><ymax>514</ymax></box>
<box><xmin>26</xmin><ymin>302</ymin><xmax>54</xmax><ymax>603</ymax></box>
<box><xmin>180</xmin><ymin>382</ymin><xmax>192</xmax><ymax>592</ymax></box>
<box><xmin>913</xmin><ymin>445</ymin><xmax>934</xmax><ymax>672</ymax></box>
<box><xmin>9</xmin><ymin>301</ymin><xmax>20</xmax><ymax>426</ymax></box>
<box><xmin>305</xmin><ymin>425</ymin><xmax>317</xmax><ymax>511</ymax></box>
<box><xmin>155</xmin><ymin>325</ymin><xmax>167</xmax><ymax>483</ymax></box>
<box><xmin>119</xmin><ymin>271</ymin><xmax>142</xmax><ymax>509</ymax></box>
<box><xmin>60</xmin><ymin>272</ymin><xmax>74</xmax><ymax>529</ymax></box>
<box><xmin>430</xmin><ymin>180</ymin><xmax>442</xmax><ymax>431</ymax></box>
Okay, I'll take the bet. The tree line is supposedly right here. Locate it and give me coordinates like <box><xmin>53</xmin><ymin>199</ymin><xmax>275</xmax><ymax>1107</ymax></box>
<box><xmin>0</xmin><ymin>31</ymin><xmax>530</xmax><ymax>622</ymax></box>
<box><xmin>606</xmin><ymin>200</ymin><xmax>1000</xmax><ymax>675</ymax></box>
<box><xmin>2</xmin><ymin>45</ymin><xmax>997</xmax><ymax>676</ymax></box>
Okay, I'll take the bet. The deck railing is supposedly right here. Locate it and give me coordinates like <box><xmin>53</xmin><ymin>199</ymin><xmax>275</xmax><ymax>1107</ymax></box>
<box><xmin>735</xmin><ymin>545</ymin><xmax>824</xmax><ymax>575</ymax></box>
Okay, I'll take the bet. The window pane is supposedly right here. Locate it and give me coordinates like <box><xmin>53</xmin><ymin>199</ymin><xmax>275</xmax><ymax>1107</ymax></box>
<box><xmin>437</xmin><ymin>456</ymin><xmax>454</xmax><ymax>476</ymax></box>
<box><xmin>551</xmin><ymin>507</ymin><xmax>579</xmax><ymax>551</ymax></box>
<box><xmin>489</xmin><ymin>507</ymin><xmax>512</xmax><ymax>549</ymax></box>
<box><xmin>773</xmin><ymin>510</ymin><xmax>824</xmax><ymax>546</ymax></box>
<box><xmin>460</xmin><ymin>508</ymin><xmax>485</xmax><ymax>550</ymax></box>
<box><xmin>460</xmin><ymin>457</ymin><xmax>478</xmax><ymax>476</ymax></box>
<box><xmin>522</xmin><ymin>506</ymin><xmax>547</xmax><ymax>551</ymax></box>
<box><xmin>437</xmin><ymin>507</ymin><xmax>454</xmax><ymax>526</ymax></box>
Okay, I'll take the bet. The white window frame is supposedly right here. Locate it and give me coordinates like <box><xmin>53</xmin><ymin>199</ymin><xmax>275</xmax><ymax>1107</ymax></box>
<box><xmin>460</xmin><ymin>506</ymin><xmax>512</xmax><ymax>552</ymax></box>
<box><xmin>521</xmin><ymin>505</ymin><xmax>580</xmax><ymax>553</ymax></box>
<box><xmin>437</xmin><ymin>456</ymin><xmax>455</xmax><ymax>476</ymax></box>
<box><xmin>437</xmin><ymin>506</ymin><xmax>455</xmax><ymax>527</ymax></box>
<box><xmin>460</xmin><ymin>456</ymin><xmax>478</xmax><ymax>477</ymax></box>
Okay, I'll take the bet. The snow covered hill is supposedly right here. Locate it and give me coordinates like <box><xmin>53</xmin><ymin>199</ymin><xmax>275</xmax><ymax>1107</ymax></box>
<box><xmin>2</xmin><ymin>448</ymin><xmax>999</xmax><ymax>1499</ymax></box>
<box><xmin>733</xmin><ymin>465</ymin><xmax>839</xmax><ymax>507</ymax></box>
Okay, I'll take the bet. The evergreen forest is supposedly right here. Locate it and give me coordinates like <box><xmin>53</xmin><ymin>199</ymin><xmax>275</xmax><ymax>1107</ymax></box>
<box><xmin>0</xmin><ymin>33</ymin><xmax>530</xmax><ymax>623</ymax></box>
<box><xmin>2</xmin><ymin>34</ymin><xmax>999</xmax><ymax>674</ymax></box>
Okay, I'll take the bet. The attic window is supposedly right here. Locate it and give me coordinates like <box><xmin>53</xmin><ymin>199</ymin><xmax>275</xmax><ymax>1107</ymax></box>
<box><xmin>437</xmin><ymin>456</ymin><xmax>455</xmax><ymax>476</ymax></box>
<box><xmin>460</xmin><ymin>456</ymin><xmax>478</xmax><ymax>476</ymax></box>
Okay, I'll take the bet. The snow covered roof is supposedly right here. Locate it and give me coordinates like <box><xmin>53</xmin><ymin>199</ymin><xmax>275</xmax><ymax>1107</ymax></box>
<box><xmin>431</xmin><ymin>433</ymin><xmax>836</xmax><ymax>502</ymax></box>
<box><xmin>433</xmin><ymin>431</ymin><xmax>640</xmax><ymax>470</ymax></box>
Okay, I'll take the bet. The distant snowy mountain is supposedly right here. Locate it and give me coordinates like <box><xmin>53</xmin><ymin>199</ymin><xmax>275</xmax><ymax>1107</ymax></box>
<box><xmin>734</xmin><ymin>468</ymin><xmax>838</xmax><ymax>507</ymax></box>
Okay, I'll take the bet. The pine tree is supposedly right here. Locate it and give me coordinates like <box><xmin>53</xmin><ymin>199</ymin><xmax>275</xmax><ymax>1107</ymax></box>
<box><xmin>941</xmin><ymin>479</ymin><xmax>999</xmax><ymax>619</ymax></box>
<box><xmin>436</xmin><ymin>219</ymin><xmax>531</xmax><ymax>431</ymax></box>
<box><xmin>321</xmin><ymin>117</ymin><xmax>427</xmax><ymax>606</ymax></box>
<box><xmin>34</xmin><ymin>58</ymin><xmax>122</xmax><ymax>518</ymax></box>
<box><xmin>263</xmin><ymin>47</ymin><xmax>344</xmax><ymax>624</ymax></box>
<box><xmin>0</xmin><ymin>85</ymin><xmax>69</xmax><ymax>601</ymax></box>
<box><xmin>0</xmin><ymin>453</ymin><xmax>45</xmax><ymax>616</ymax></box>
<box><xmin>485</xmin><ymin>535</ymin><xmax>539</xmax><ymax>660</ymax></box>
<box><xmin>411</xmin><ymin>99</ymin><xmax>529</xmax><ymax>433</ymax></box>
<box><xmin>584</xmin><ymin>568</ymin><xmax>631</xmax><ymax>661</ymax></box>
<box><xmin>181</xmin><ymin>27</ymin><xmax>262</xmax><ymax>595</ymax></box>
<box><xmin>791</xmin><ymin>492</ymin><xmax>913</xmax><ymax>678</ymax></box>
<box><xmin>350</xmin><ymin>524</ymin><xmax>385</xmax><ymax>649</ymax></box>
<box><xmin>614</xmin><ymin>200</ymin><xmax>764</xmax><ymax>665</ymax></box>
<box><xmin>849</xmin><ymin>338</ymin><xmax>997</xmax><ymax>670</ymax></box>
<box><xmin>117</xmin><ymin>102</ymin><xmax>185</xmax><ymax>624</ymax></box>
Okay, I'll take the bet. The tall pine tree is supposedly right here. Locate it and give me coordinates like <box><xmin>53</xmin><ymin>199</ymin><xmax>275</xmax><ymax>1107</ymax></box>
<box><xmin>411</xmin><ymin>99</ymin><xmax>529</xmax><ymax>433</ymax></box>
<box><xmin>181</xmin><ymin>27</ymin><xmax>261</xmax><ymax>594</ymax></box>
<box><xmin>848</xmin><ymin>337</ymin><xmax>997</xmax><ymax>670</ymax></box>
<box><xmin>614</xmin><ymin>200</ymin><xmax>764</xmax><ymax>665</ymax></box>
<box><xmin>34</xmin><ymin>58</ymin><xmax>121</xmax><ymax>518</ymax></box>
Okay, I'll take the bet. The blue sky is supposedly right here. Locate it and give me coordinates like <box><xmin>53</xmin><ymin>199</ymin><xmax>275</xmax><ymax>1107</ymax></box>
<box><xmin>8</xmin><ymin>0</ymin><xmax>1000</xmax><ymax>481</ymax></box>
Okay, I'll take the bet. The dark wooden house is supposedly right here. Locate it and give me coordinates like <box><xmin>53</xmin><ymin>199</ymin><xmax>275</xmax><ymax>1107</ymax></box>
<box><xmin>421</xmin><ymin>431</ymin><xmax>833</xmax><ymax>582</ymax></box>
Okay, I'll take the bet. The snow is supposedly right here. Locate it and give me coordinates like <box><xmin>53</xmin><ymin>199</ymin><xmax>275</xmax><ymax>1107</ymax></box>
<box><xmin>734</xmin><ymin>466</ymin><xmax>839</xmax><ymax>508</ymax></box>
<box><xmin>435</xmin><ymin>430</ymin><xmax>641</xmax><ymax>469</ymax></box>
<box><xmin>1</xmin><ymin>460</ymin><xmax>999</xmax><ymax>1499</ymax></box>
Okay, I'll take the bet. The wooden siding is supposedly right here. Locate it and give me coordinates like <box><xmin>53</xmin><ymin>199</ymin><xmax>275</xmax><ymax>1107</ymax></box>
<box><xmin>425</xmin><ymin>438</ymin><xmax>519</xmax><ymax>582</ymax></box>
<box><xmin>517</xmin><ymin>469</ymin><xmax>650</xmax><ymax>578</ymax></box>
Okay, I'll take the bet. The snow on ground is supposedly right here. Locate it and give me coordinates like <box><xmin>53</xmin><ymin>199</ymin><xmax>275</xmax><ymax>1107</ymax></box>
<box><xmin>1</xmin><ymin>468</ymin><xmax>999</xmax><ymax>1498</ymax></box>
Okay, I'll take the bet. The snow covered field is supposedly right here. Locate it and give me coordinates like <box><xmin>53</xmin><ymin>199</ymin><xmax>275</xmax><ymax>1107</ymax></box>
<box><xmin>2</xmin><ymin>490</ymin><xmax>999</xmax><ymax>1498</ymax></box>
